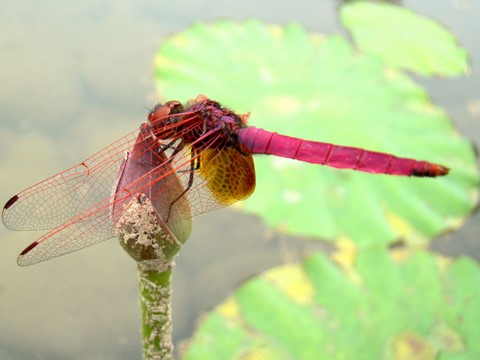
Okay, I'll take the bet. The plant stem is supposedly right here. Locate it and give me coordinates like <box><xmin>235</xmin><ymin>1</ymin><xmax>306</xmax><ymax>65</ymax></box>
<box><xmin>137</xmin><ymin>262</ymin><xmax>175</xmax><ymax>360</ymax></box>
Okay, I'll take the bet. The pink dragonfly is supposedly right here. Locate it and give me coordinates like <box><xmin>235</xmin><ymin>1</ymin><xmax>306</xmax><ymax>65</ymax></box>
<box><xmin>3</xmin><ymin>95</ymin><xmax>448</xmax><ymax>266</ymax></box>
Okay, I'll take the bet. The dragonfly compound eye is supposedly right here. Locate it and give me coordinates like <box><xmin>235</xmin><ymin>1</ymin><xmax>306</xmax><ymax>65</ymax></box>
<box><xmin>148</xmin><ymin>102</ymin><xmax>177</xmax><ymax>122</ymax></box>
<box><xmin>165</xmin><ymin>101</ymin><xmax>184</xmax><ymax>115</ymax></box>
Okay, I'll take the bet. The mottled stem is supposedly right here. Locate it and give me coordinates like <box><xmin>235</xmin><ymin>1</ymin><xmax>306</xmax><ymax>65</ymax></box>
<box><xmin>138</xmin><ymin>263</ymin><xmax>175</xmax><ymax>360</ymax></box>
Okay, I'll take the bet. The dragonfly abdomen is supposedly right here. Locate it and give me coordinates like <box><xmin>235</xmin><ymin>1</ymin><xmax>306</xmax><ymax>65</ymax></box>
<box><xmin>237</xmin><ymin>126</ymin><xmax>448</xmax><ymax>177</ymax></box>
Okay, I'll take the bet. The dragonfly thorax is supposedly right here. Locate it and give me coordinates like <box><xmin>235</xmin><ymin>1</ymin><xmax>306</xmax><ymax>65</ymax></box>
<box><xmin>184</xmin><ymin>98</ymin><xmax>246</xmax><ymax>147</ymax></box>
<box><xmin>147</xmin><ymin>97</ymin><xmax>246</xmax><ymax>149</ymax></box>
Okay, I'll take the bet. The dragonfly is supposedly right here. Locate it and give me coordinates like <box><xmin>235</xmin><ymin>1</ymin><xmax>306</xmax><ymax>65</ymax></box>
<box><xmin>2</xmin><ymin>95</ymin><xmax>449</xmax><ymax>266</ymax></box>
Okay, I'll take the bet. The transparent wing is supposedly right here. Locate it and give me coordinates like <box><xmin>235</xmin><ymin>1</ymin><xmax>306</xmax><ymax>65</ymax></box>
<box><xmin>2</xmin><ymin>128</ymin><xmax>140</xmax><ymax>231</ymax></box>
<box><xmin>17</xmin><ymin>196</ymin><xmax>118</xmax><ymax>266</ymax></box>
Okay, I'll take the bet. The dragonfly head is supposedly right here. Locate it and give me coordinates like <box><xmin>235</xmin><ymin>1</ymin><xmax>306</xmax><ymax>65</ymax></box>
<box><xmin>148</xmin><ymin>100</ymin><xmax>186</xmax><ymax>139</ymax></box>
<box><xmin>148</xmin><ymin>100</ymin><xmax>184</xmax><ymax>122</ymax></box>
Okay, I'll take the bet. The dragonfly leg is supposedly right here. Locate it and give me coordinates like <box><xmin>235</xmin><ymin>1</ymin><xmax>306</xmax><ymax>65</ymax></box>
<box><xmin>165</xmin><ymin>146</ymin><xmax>199</xmax><ymax>222</ymax></box>
<box><xmin>160</xmin><ymin>139</ymin><xmax>177</xmax><ymax>153</ymax></box>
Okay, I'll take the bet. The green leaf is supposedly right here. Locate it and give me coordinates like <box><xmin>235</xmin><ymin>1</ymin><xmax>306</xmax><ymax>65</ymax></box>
<box><xmin>340</xmin><ymin>2</ymin><xmax>469</xmax><ymax>76</ymax></box>
<box><xmin>182</xmin><ymin>249</ymin><xmax>480</xmax><ymax>359</ymax></box>
<box><xmin>153</xmin><ymin>20</ymin><xmax>478</xmax><ymax>245</ymax></box>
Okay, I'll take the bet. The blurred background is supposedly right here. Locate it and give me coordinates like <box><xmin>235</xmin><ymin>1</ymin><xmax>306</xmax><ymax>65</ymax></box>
<box><xmin>0</xmin><ymin>0</ymin><xmax>478</xmax><ymax>359</ymax></box>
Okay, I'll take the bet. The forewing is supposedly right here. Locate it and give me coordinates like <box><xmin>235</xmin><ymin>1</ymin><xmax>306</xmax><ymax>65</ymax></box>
<box><xmin>2</xmin><ymin>128</ymin><xmax>140</xmax><ymax>231</ymax></box>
